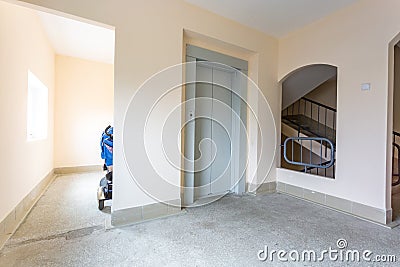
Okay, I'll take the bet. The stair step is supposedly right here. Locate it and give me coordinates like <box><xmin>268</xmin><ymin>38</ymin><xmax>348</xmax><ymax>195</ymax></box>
<box><xmin>282</xmin><ymin>114</ymin><xmax>336</xmax><ymax>145</ymax></box>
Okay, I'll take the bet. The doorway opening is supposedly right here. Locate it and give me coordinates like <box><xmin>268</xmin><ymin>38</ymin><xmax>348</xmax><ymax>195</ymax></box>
<box><xmin>183</xmin><ymin>45</ymin><xmax>248</xmax><ymax>206</ymax></box>
<box><xmin>21</xmin><ymin>2</ymin><xmax>115</xmax><ymax>210</ymax></box>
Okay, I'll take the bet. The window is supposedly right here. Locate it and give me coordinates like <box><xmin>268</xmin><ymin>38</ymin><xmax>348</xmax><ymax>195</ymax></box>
<box><xmin>27</xmin><ymin>70</ymin><xmax>48</xmax><ymax>141</ymax></box>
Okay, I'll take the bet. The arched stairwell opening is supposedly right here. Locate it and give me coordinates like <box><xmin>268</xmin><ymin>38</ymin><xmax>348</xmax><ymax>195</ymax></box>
<box><xmin>280</xmin><ymin>64</ymin><xmax>337</xmax><ymax>178</ymax></box>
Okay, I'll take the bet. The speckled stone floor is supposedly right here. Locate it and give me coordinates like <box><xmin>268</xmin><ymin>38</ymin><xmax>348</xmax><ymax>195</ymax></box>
<box><xmin>1</xmin><ymin>172</ymin><xmax>399</xmax><ymax>266</ymax></box>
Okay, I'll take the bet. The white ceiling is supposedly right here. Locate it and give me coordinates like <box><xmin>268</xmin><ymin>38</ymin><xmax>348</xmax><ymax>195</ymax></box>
<box><xmin>185</xmin><ymin>0</ymin><xmax>359</xmax><ymax>37</ymax></box>
<box><xmin>37</xmin><ymin>11</ymin><xmax>115</xmax><ymax>64</ymax></box>
<box><xmin>35</xmin><ymin>1</ymin><xmax>358</xmax><ymax>63</ymax></box>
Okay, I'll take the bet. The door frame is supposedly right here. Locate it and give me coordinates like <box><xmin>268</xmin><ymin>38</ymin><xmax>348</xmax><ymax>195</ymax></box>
<box><xmin>182</xmin><ymin>45</ymin><xmax>248</xmax><ymax>206</ymax></box>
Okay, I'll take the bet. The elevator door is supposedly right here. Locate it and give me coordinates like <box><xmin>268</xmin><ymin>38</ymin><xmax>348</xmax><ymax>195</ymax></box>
<box><xmin>194</xmin><ymin>62</ymin><xmax>233</xmax><ymax>199</ymax></box>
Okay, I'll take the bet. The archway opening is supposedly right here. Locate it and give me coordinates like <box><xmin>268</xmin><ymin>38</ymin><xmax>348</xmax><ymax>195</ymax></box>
<box><xmin>280</xmin><ymin>64</ymin><xmax>338</xmax><ymax>179</ymax></box>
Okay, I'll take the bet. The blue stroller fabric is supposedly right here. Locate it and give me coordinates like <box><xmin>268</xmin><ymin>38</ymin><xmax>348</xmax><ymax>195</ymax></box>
<box><xmin>101</xmin><ymin>126</ymin><xmax>113</xmax><ymax>167</ymax></box>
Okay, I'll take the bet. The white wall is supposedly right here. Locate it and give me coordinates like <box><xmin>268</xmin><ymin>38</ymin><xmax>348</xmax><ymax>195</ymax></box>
<box><xmin>18</xmin><ymin>0</ymin><xmax>279</xmax><ymax>211</ymax></box>
<box><xmin>0</xmin><ymin>1</ymin><xmax>54</xmax><ymax>222</ymax></box>
<box><xmin>54</xmin><ymin>55</ymin><xmax>113</xmax><ymax>168</ymax></box>
<box><xmin>279</xmin><ymin>0</ymin><xmax>400</xmax><ymax>211</ymax></box>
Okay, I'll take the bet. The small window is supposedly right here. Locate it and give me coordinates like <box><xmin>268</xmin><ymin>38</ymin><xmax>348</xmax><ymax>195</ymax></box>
<box><xmin>27</xmin><ymin>71</ymin><xmax>48</xmax><ymax>141</ymax></box>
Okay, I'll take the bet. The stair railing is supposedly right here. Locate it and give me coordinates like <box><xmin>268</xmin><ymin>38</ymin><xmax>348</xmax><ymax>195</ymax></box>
<box><xmin>283</xmin><ymin>97</ymin><xmax>337</xmax><ymax>141</ymax></box>
<box><xmin>393</xmin><ymin>131</ymin><xmax>400</xmax><ymax>186</ymax></box>
<box><xmin>283</xmin><ymin>136</ymin><xmax>335</xmax><ymax>178</ymax></box>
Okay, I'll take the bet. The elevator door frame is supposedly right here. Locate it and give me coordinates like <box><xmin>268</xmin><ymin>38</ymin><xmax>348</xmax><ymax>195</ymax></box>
<box><xmin>183</xmin><ymin>45</ymin><xmax>248</xmax><ymax>206</ymax></box>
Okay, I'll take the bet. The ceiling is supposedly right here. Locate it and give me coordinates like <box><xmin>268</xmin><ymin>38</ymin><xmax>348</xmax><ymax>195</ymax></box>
<box><xmin>185</xmin><ymin>0</ymin><xmax>359</xmax><ymax>37</ymax></box>
<box><xmin>37</xmin><ymin>11</ymin><xmax>115</xmax><ymax>64</ymax></box>
<box><xmin>35</xmin><ymin>1</ymin><xmax>358</xmax><ymax>63</ymax></box>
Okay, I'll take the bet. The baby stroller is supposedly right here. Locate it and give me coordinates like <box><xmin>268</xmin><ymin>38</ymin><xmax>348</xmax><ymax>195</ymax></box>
<box><xmin>97</xmin><ymin>125</ymin><xmax>113</xmax><ymax>210</ymax></box>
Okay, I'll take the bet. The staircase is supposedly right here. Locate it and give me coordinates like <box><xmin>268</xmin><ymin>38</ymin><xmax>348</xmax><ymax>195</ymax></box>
<box><xmin>281</xmin><ymin>97</ymin><xmax>337</xmax><ymax>178</ymax></box>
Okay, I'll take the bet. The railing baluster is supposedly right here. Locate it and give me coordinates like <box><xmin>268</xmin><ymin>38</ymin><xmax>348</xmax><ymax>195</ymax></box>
<box><xmin>333</xmin><ymin>112</ymin><xmax>336</xmax><ymax>140</ymax></box>
<box><xmin>393</xmin><ymin>145</ymin><xmax>395</xmax><ymax>176</ymax></box>
<box><xmin>325</xmin><ymin>110</ymin><xmax>327</xmax><ymax>139</ymax></box>
<box><xmin>300</xmin><ymin>139</ymin><xmax>303</xmax><ymax>164</ymax></box>
<box><xmin>291</xmin><ymin>139</ymin><xmax>294</xmax><ymax>162</ymax></box>
<box><xmin>397</xmin><ymin>145</ymin><xmax>400</xmax><ymax>184</ymax></box>
<box><xmin>320</xmin><ymin>139</ymin><xmax>322</xmax><ymax>167</ymax></box>
<box><xmin>332</xmin><ymin>111</ymin><xmax>335</xmax><ymax>134</ymax></box>
<box><xmin>318</xmin><ymin>139</ymin><xmax>322</xmax><ymax>176</ymax></box>
<box><xmin>318</xmin><ymin>106</ymin><xmax>320</xmax><ymax>133</ymax></box>
<box><xmin>393</xmin><ymin>131</ymin><xmax>400</xmax><ymax>185</ymax></box>
<box><xmin>310</xmin><ymin>140</ymin><xmax>312</xmax><ymax>168</ymax></box>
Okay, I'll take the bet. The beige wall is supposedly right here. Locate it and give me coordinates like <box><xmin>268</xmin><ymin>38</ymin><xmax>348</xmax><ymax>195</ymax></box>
<box><xmin>304</xmin><ymin>79</ymin><xmax>337</xmax><ymax>109</ymax></box>
<box><xmin>54</xmin><ymin>55</ymin><xmax>113</xmax><ymax>168</ymax></box>
<box><xmin>0</xmin><ymin>1</ymin><xmax>54</xmax><ymax>222</ymax></box>
<box><xmin>279</xmin><ymin>0</ymin><xmax>400</xmax><ymax>212</ymax></box>
<box><xmin>394</xmin><ymin>45</ymin><xmax>400</xmax><ymax>133</ymax></box>
<box><xmin>18</xmin><ymin>0</ymin><xmax>279</xmax><ymax>211</ymax></box>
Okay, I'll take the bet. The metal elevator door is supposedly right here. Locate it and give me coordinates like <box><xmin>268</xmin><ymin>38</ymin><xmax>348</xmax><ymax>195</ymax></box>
<box><xmin>194</xmin><ymin>62</ymin><xmax>234</xmax><ymax>199</ymax></box>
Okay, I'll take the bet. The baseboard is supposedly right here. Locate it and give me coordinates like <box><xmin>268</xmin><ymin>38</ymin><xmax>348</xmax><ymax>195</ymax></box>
<box><xmin>246</xmin><ymin>182</ymin><xmax>277</xmax><ymax>195</ymax></box>
<box><xmin>54</xmin><ymin>165</ymin><xmax>102</xmax><ymax>175</ymax></box>
<box><xmin>276</xmin><ymin>181</ymin><xmax>392</xmax><ymax>225</ymax></box>
<box><xmin>111</xmin><ymin>199</ymin><xmax>183</xmax><ymax>227</ymax></box>
<box><xmin>0</xmin><ymin>165</ymin><xmax>101</xmax><ymax>250</ymax></box>
<box><xmin>0</xmin><ymin>170</ymin><xmax>56</xmax><ymax>250</ymax></box>
<box><xmin>256</xmin><ymin>181</ymin><xmax>277</xmax><ymax>194</ymax></box>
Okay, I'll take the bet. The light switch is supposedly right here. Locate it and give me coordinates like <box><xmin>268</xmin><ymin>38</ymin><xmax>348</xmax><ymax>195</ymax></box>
<box><xmin>361</xmin><ymin>83</ymin><xmax>371</xmax><ymax>91</ymax></box>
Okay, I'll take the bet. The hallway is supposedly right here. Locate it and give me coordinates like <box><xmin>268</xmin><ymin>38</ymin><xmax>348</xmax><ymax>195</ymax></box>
<box><xmin>1</xmin><ymin>172</ymin><xmax>399</xmax><ymax>266</ymax></box>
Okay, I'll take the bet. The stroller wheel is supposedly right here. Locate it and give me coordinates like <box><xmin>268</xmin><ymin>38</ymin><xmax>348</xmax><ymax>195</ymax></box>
<box><xmin>98</xmin><ymin>200</ymin><xmax>105</xmax><ymax>210</ymax></box>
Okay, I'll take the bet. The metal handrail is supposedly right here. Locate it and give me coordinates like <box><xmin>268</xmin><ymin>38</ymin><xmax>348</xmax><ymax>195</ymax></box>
<box><xmin>283</xmin><ymin>136</ymin><xmax>335</xmax><ymax>171</ymax></box>
<box><xmin>302</xmin><ymin>97</ymin><xmax>337</xmax><ymax>112</ymax></box>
